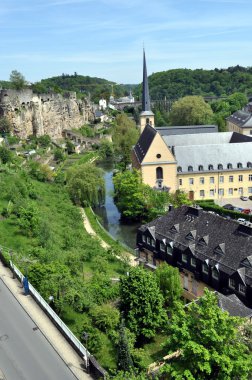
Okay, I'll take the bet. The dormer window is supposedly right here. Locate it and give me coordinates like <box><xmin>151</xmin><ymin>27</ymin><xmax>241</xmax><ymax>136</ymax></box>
<box><xmin>191</xmin><ymin>257</ymin><xmax>196</xmax><ymax>267</ymax></box>
<box><xmin>167</xmin><ymin>244</ymin><xmax>173</xmax><ymax>256</ymax></box>
<box><xmin>237</xmin><ymin>162</ymin><xmax>243</xmax><ymax>169</ymax></box>
<box><xmin>227</xmin><ymin>163</ymin><xmax>232</xmax><ymax>169</ymax></box>
<box><xmin>198</xmin><ymin>236</ymin><xmax>209</xmax><ymax>246</ymax></box>
<box><xmin>177</xmin><ymin>166</ymin><xmax>182</xmax><ymax>172</ymax></box>
<box><xmin>218</xmin><ymin>164</ymin><xmax>223</xmax><ymax>170</ymax></box>
<box><xmin>170</xmin><ymin>224</ymin><xmax>179</xmax><ymax>233</ymax></box>
<box><xmin>239</xmin><ymin>283</ymin><xmax>246</xmax><ymax>295</ymax></box>
<box><xmin>188</xmin><ymin>166</ymin><xmax>193</xmax><ymax>172</ymax></box>
<box><xmin>182</xmin><ymin>253</ymin><xmax>187</xmax><ymax>263</ymax></box>
<box><xmin>247</xmin><ymin>162</ymin><xmax>252</xmax><ymax>168</ymax></box>
<box><xmin>208</xmin><ymin>164</ymin><xmax>214</xmax><ymax>171</ymax></box>
<box><xmin>229</xmin><ymin>278</ymin><xmax>236</xmax><ymax>289</ymax></box>
<box><xmin>212</xmin><ymin>268</ymin><xmax>219</xmax><ymax>280</ymax></box>
<box><xmin>142</xmin><ymin>235</ymin><xmax>146</xmax><ymax>243</ymax></box>
<box><xmin>186</xmin><ymin>230</ymin><xmax>196</xmax><ymax>241</ymax></box>
<box><xmin>151</xmin><ymin>239</ymin><xmax>155</xmax><ymax>247</ymax></box>
<box><xmin>147</xmin><ymin>236</ymin><xmax>151</xmax><ymax>245</ymax></box>
<box><xmin>198</xmin><ymin>165</ymin><xmax>203</xmax><ymax>171</ymax></box>
<box><xmin>214</xmin><ymin>243</ymin><xmax>225</xmax><ymax>255</ymax></box>
<box><xmin>202</xmin><ymin>263</ymin><xmax>209</xmax><ymax>274</ymax></box>
<box><xmin>160</xmin><ymin>242</ymin><xmax>165</xmax><ymax>252</ymax></box>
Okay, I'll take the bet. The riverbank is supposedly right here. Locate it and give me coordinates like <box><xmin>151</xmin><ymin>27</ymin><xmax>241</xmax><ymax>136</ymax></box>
<box><xmin>82</xmin><ymin>207</ymin><xmax>137</xmax><ymax>267</ymax></box>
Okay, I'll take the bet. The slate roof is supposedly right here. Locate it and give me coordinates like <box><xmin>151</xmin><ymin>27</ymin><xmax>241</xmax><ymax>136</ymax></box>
<box><xmin>139</xmin><ymin>205</ymin><xmax>252</xmax><ymax>284</ymax></box>
<box><xmin>156</xmin><ymin>125</ymin><xmax>218</xmax><ymax>136</ymax></box>
<box><xmin>217</xmin><ymin>293</ymin><xmax>252</xmax><ymax>318</ymax></box>
<box><xmin>163</xmin><ymin>132</ymin><xmax>232</xmax><ymax>147</ymax></box>
<box><xmin>227</xmin><ymin>110</ymin><xmax>252</xmax><ymax>128</ymax></box>
<box><xmin>133</xmin><ymin>124</ymin><xmax>157</xmax><ymax>163</ymax></box>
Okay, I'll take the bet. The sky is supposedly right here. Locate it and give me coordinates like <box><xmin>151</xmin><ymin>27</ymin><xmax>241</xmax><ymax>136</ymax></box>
<box><xmin>1</xmin><ymin>0</ymin><xmax>252</xmax><ymax>84</ymax></box>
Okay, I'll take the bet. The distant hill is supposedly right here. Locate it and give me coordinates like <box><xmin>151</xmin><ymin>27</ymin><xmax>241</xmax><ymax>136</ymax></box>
<box><xmin>134</xmin><ymin>65</ymin><xmax>252</xmax><ymax>100</ymax></box>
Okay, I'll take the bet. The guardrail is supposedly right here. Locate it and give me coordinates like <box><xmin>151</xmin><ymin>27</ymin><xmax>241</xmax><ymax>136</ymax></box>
<box><xmin>9</xmin><ymin>261</ymin><xmax>90</xmax><ymax>368</ymax></box>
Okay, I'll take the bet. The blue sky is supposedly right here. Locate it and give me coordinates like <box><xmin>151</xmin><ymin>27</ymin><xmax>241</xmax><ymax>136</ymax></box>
<box><xmin>1</xmin><ymin>0</ymin><xmax>252</xmax><ymax>84</ymax></box>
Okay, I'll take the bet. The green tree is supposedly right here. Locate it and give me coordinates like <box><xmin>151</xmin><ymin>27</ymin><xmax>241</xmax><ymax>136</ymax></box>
<box><xmin>155</xmin><ymin>263</ymin><xmax>182</xmax><ymax>307</ymax></box>
<box><xmin>0</xmin><ymin>116</ymin><xmax>12</xmax><ymax>135</ymax></box>
<box><xmin>18</xmin><ymin>202</ymin><xmax>40</xmax><ymax>237</ymax></box>
<box><xmin>120</xmin><ymin>267</ymin><xmax>167</xmax><ymax>341</ymax></box>
<box><xmin>37</xmin><ymin>134</ymin><xmax>51</xmax><ymax>148</ymax></box>
<box><xmin>0</xmin><ymin>146</ymin><xmax>12</xmax><ymax>164</ymax></box>
<box><xmin>65</xmin><ymin>139</ymin><xmax>75</xmax><ymax>154</ymax></box>
<box><xmin>90</xmin><ymin>304</ymin><xmax>120</xmax><ymax>333</ymax></box>
<box><xmin>161</xmin><ymin>289</ymin><xmax>252</xmax><ymax>380</ymax></box>
<box><xmin>117</xmin><ymin>318</ymin><xmax>134</xmax><ymax>372</ymax></box>
<box><xmin>169</xmin><ymin>96</ymin><xmax>214</xmax><ymax>125</ymax></box>
<box><xmin>66</xmin><ymin>163</ymin><xmax>105</xmax><ymax>207</ymax></box>
<box><xmin>9</xmin><ymin>70</ymin><xmax>27</xmax><ymax>90</ymax></box>
<box><xmin>54</xmin><ymin>148</ymin><xmax>65</xmax><ymax>162</ymax></box>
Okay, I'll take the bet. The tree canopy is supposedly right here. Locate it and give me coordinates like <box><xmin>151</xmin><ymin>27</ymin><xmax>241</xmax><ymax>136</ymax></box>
<box><xmin>9</xmin><ymin>70</ymin><xmax>27</xmax><ymax>90</ymax></box>
<box><xmin>161</xmin><ymin>289</ymin><xmax>252</xmax><ymax>380</ymax></box>
<box><xmin>66</xmin><ymin>163</ymin><xmax>105</xmax><ymax>207</ymax></box>
<box><xmin>155</xmin><ymin>263</ymin><xmax>182</xmax><ymax>307</ymax></box>
<box><xmin>169</xmin><ymin>96</ymin><xmax>214</xmax><ymax>125</ymax></box>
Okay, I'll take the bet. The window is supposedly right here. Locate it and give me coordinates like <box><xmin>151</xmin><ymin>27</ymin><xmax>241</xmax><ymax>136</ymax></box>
<box><xmin>209</xmin><ymin>189</ymin><xmax>215</xmax><ymax>197</ymax></box>
<box><xmin>179</xmin><ymin>179</ymin><xmax>182</xmax><ymax>186</ymax></box>
<box><xmin>198</xmin><ymin>165</ymin><xmax>203</xmax><ymax>171</ymax></box>
<box><xmin>237</xmin><ymin>162</ymin><xmax>243</xmax><ymax>168</ymax></box>
<box><xmin>210</xmin><ymin>177</ymin><xmax>215</xmax><ymax>184</ymax></box>
<box><xmin>247</xmin><ymin>162</ymin><xmax>252</xmax><ymax>168</ymax></box>
<box><xmin>156</xmin><ymin>167</ymin><xmax>163</xmax><ymax>179</ymax></box>
<box><xmin>239</xmin><ymin>283</ymin><xmax>246</xmax><ymax>295</ymax></box>
<box><xmin>177</xmin><ymin>166</ymin><xmax>182</xmax><ymax>172</ymax></box>
<box><xmin>212</xmin><ymin>268</ymin><xmax>219</xmax><ymax>280</ymax></box>
<box><xmin>189</xmin><ymin>178</ymin><xmax>194</xmax><ymax>185</ymax></box>
<box><xmin>248</xmin><ymin>187</ymin><xmax>252</xmax><ymax>194</ymax></box>
<box><xmin>151</xmin><ymin>239</ymin><xmax>155</xmax><ymax>247</ymax></box>
<box><xmin>182</xmin><ymin>253</ymin><xmax>187</xmax><ymax>263</ymax></box>
<box><xmin>160</xmin><ymin>242</ymin><xmax>165</xmax><ymax>252</ymax></box>
<box><xmin>208</xmin><ymin>164</ymin><xmax>214</xmax><ymax>170</ymax></box>
<box><xmin>227</xmin><ymin>163</ymin><xmax>232</xmax><ymax>169</ymax></box>
<box><xmin>218</xmin><ymin>164</ymin><xmax>223</xmax><ymax>170</ymax></box>
<box><xmin>239</xmin><ymin>175</ymin><xmax>243</xmax><ymax>182</ymax></box>
<box><xmin>188</xmin><ymin>166</ymin><xmax>193</xmax><ymax>172</ymax></box>
<box><xmin>200</xmin><ymin>190</ymin><xmax>205</xmax><ymax>197</ymax></box>
<box><xmin>218</xmin><ymin>188</ymin><xmax>224</xmax><ymax>196</ymax></box>
<box><xmin>219</xmin><ymin>176</ymin><xmax>224</xmax><ymax>183</ymax></box>
<box><xmin>249</xmin><ymin>174</ymin><xmax>252</xmax><ymax>181</ymax></box>
<box><xmin>202</xmin><ymin>263</ymin><xmax>208</xmax><ymax>274</ymax></box>
<box><xmin>238</xmin><ymin>187</ymin><xmax>243</xmax><ymax>195</ymax></box>
<box><xmin>167</xmin><ymin>245</ymin><xmax>173</xmax><ymax>256</ymax></box>
<box><xmin>228</xmin><ymin>188</ymin><xmax>233</xmax><ymax>195</ymax></box>
<box><xmin>199</xmin><ymin>177</ymin><xmax>205</xmax><ymax>184</ymax></box>
<box><xmin>229</xmin><ymin>278</ymin><xmax>236</xmax><ymax>289</ymax></box>
<box><xmin>156</xmin><ymin>154</ymin><xmax>161</xmax><ymax>159</ymax></box>
<box><xmin>142</xmin><ymin>235</ymin><xmax>146</xmax><ymax>243</ymax></box>
<box><xmin>147</xmin><ymin>236</ymin><xmax>151</xmax><ymax>245</ymax></box>
<box><xmin>191</xmin><ymin>257</ymin><xmax>196</xmax><ymax>267</ymax></box>
<box><xmin>229</xmin><ymin>176</ymin><xmax>234</xmax><ymax>183</ymax></box>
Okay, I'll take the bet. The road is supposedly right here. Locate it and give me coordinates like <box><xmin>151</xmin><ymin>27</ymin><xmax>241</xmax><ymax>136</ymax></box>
<box><xmin>0</xmin><ymin>278</ymin><xmax>77</xmax><ymax>380</ymax></box>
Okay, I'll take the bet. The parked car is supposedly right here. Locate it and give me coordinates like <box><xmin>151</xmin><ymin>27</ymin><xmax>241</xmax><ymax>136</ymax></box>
<box><xmin>223</xmin><ymin>204</ymin><xmax>234</xmax><ymax>210</ymax></box>
<box><xmin>237</xmin><ymin>218</ymin><xmax>246</xmax><ymax>223</ymax></box>
<box><xmin>240</xmin><ymin>196</ymin><xmax>249</xmax><ymax>201</ymax></box>
<box><xmin>242</xmin><ymin>209</ymin><xmax>251</xmax><ymax>215</ymax></box>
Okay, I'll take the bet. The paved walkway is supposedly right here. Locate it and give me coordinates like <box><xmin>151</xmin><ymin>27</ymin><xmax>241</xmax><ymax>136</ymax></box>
<box><xmin>80</xmin><ymin>208</ymin><xmax>138</xmax><ymax>267</ymax></box>
<box><xmin>0</xmin><ymin>261</ymin><xmax>92</xmax><ymax>380</ymax></box>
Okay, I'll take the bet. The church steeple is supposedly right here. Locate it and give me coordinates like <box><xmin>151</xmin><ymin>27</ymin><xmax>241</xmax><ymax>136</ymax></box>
<box><xmin>140</xmin><ymin>49</ymin><xmax>154</xmax><ymax>133</ymax></box>
<box><xmin>142</xmin><ymin>49</ymin><xmax>151</xmax><ymax>111</ymax></box>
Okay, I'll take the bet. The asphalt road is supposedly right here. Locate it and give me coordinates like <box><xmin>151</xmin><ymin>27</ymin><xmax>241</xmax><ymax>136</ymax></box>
<box><xmin>0</xmin><ymin>278</ymin><xmax>77</xmax><ymax>380</ymax></box>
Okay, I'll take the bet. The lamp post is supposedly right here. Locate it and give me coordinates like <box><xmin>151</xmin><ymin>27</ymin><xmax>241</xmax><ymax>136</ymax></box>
<box><xmin>9</xmin><ymin>250</ymin><xmax>15</xmax><ymax>279</ymax></box>
<box><xmin>82</xmin><ymin>332</ymin><xmax>89</xmax><ymax>373</ymax></box>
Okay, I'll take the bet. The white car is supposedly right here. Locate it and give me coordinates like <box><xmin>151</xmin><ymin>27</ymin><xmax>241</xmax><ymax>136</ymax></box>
<box><xmin>237</xmin><ymin>218</ymin><xmax>246</xmax><ymax>223</ymax></box>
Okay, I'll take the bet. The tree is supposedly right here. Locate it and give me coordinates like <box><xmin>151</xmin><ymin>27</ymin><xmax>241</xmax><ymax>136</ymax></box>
<box><xmin>9</xmin><ymin>70</ymin><xmax>27</xmax><ymax>90</ymax></box>
<box><xmin>37</xmin><ymin>134</ymin><xmax>51</xmax><ymax>148</ymax></box>
<box><xmin>117</xmin><ymin>318</ymin><xmax>134</xmax><ymax>372</ymax></box>
<box><xmin>120</xmin><ymin>267</ymin><xmax>167</xmax><ymax>341</ymax></box>
<box><xmin>155</xmin><ymin>263</ymin><xmax>182</xmax><ymax>307</ymax></box>
<box><xmin>54</xmin><ymin>148</ymin><xmax>65</xmax><ymax>162</ymax></box>
<box><xmin>90</xmin><ymin>304</ymin><xmax>120</xmax><ymax>333</ymax></box>
<box><xmin>18</xmin><ymin>202</ymin><xmax>40</xmax><ymax>237</ymax></box>
<box><xmin>161</xmin><ymin>289</ymin><xmax>252</xmax><ymax>379</ymax></box>
<box><xmin>0</xmin><ymin>116</ymin><xmax>12</xmax><ymax>135</ymax></box>
<box><xmin>66</xmin><ymin>163</ymin><xmax>105</xmax><ymax>207</ymax></box>
<box><xmin>169</xmin><ymin>96</ymin><xmax>214</xmax><ymax>125</ymax></box>
<box><xmin>0</xmin><ymin>146</ymin><xmax>12</xmax><ymax>164</ymax></box>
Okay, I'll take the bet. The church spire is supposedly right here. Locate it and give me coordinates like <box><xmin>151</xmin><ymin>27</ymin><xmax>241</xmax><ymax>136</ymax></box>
<box><xmin>142</xmin><ymin>49</ymin><xmax>151</xmax><ymax>112</ymax></box>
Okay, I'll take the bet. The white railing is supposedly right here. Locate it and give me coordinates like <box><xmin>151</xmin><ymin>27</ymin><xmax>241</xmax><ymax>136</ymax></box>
<box><xmin>10</xmin><ymin>261</ymin><xmax>90</xmax><ymax>368</ymax></box>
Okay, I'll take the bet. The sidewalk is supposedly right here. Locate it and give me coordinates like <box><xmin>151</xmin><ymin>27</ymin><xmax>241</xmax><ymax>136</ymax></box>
<box><xmin>0</xmin><ymin>260</ymin><xmax>92</xmax><ymax>380</ymax></box>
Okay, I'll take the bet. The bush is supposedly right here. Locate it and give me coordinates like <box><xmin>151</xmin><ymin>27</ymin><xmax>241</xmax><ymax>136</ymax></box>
<box><xmin>89</xmin><ymin>304</ymin><xmax>120</xmax><ymax>333</ymax></box>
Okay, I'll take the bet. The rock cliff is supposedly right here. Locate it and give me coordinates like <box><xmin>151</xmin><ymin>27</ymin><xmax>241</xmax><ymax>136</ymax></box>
<box><xmin>0</xmin><ymin>89</ymin><xmax>94</xmax><ymax>139</ymax></box>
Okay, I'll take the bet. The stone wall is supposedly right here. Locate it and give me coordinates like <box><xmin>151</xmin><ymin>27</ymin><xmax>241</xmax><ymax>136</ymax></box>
<box><xmin>0</xmin><ymin>89</ymin><xmax>95</xmax><ymax>139</ymax></box>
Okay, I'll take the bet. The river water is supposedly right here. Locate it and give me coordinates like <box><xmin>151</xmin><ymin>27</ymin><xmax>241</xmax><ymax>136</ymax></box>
<box><xmin>94</xmin><ymin>161</ymin><xmax>140</xmax><ymax>249</ymax></box>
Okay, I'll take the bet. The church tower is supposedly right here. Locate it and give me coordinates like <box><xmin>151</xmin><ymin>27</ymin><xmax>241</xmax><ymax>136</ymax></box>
<box><xmin>140</xmin><ymin>49</ymin><xmax>155</xmax><ymax>133</ymax></box>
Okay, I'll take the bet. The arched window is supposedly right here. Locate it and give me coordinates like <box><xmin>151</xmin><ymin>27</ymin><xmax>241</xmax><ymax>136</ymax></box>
<box><xmin>198</xmin><ymin>165</ymin><xmax>203</xmax><ymax>171</ymax></box>
<box><xmin>156</xmin><ymin>167</ymin><xmax>163</xmax><ymax>179</ymax></box>
<box><xmin>208</xmin><ymin>164</ymin><xmax>214</xmax><ymax>171</ymax></box>
<box><xmin>218</xmin><ymin>164</ymin><xmax>223</xmax><ymax>170</ymax></box>
<box><xmin>237</xmin><ymin>162</ymin><xmax>243</xmax><ymax>169</ymax></box>
<box><xmin>188</xmin><ymin>166</ymin><xmax>193</xmax><ymax>172</ymax></box>
<box><xmin>146</xmin><ymin>118</ymin><xmax>150</xmax><ymax>124</ymax></box>
<box><xmin>227</xmin><ymin>163</ymin><xmax>232</xmax><ymax>169</ymax></box>
<box><xmin>177</xmin><ymin>166</ymin><xmax>182</xmax><ymax>172</ymax></box>
<box><xmin>247</xmin><ymin>162</ymin><xmax>252</xmax><ymax>168</ymax></box>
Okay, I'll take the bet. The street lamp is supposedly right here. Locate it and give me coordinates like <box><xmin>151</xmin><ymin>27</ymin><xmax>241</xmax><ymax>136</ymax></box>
<box><xmin>9</xmin><ymin>250</ymin><xmax>15</xmax><ymax>279</ymax></box>
<box><xmin>82</xmin><ymin>332</ymin><xmax>89</xmax><ymax>373</ymax></box>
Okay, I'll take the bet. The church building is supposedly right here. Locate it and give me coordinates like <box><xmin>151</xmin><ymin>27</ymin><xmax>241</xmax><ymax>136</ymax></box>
<box><xmin>132</xmin><ymin>52</ymin><xmax>252</xmax><ymax>201</ymax></box>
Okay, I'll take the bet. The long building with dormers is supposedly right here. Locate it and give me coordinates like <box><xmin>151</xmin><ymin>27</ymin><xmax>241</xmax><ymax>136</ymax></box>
<box><xmin>132</xmin><ymin>53</ymin><xmax>252</xmax><ymax>201</ymax></box>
